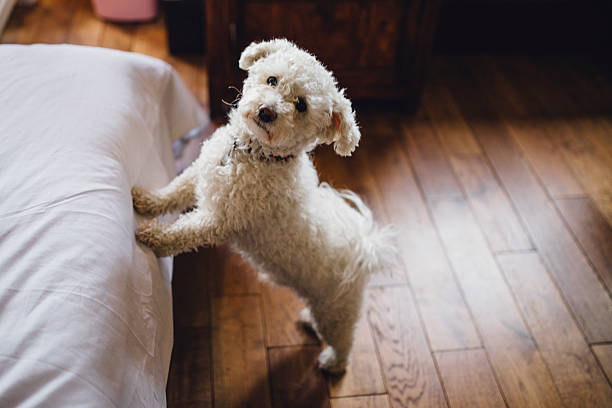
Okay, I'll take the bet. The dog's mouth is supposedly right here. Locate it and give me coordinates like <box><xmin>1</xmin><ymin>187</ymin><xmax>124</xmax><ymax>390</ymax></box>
<box><xmin>248</xmin><ymin>116</ymin><xmax>274</xmax><ymax>143</ymax></box>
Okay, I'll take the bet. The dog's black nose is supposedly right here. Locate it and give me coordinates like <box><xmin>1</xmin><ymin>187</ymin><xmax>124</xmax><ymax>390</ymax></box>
<box><xmin>258</xmin><ymin>106</ymin><xmax>277</xmax><ymax>123</ymax></box>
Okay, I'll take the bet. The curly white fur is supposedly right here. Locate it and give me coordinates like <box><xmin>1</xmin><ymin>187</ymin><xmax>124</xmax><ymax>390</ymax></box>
<box><xmin>132</xmin><ymin>39</ymin><xmax>396</xmax><ymax>373</ymax></box>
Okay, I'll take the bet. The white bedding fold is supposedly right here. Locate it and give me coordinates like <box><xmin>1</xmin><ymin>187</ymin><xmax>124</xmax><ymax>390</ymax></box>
<box><xmin>0</xmin><ymin>44</ymin><xmax>205</xmax><ymax>407</ymax></box>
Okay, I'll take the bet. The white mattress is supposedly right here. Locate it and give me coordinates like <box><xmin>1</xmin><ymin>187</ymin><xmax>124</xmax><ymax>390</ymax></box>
<box><xmin>0</xmin><ymin>44</ymin><xmax>206</xmax><ymax>407</ymax></box>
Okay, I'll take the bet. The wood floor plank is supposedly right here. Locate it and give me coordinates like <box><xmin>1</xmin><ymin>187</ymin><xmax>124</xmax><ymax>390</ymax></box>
<box><xmin>66</xmin><ymin>0</ymin><xmax>103</xmax><ymax>45</ymax></box>
<box><xmin>444</xmin><ymin>57</ymin><xmax>612</xmax><ymax>343</ymax></box>
<box><xmin>268</xmin><ymin>346</ymin><xmax>330</xmax><ymax>408</ymax></box>
<box><xmin>209</xmin><ymin>245</ymin><xmax>260</xmax><ymax>296</ymax></box>
<box><xmin>330</xmin><ymin>395</ymin><xmax>390</xmax><ymax>408</ymax></box>
<box><xmin>172</xmin><ymin>251</ymin><xmax>211</xmax><ymax>327</ymax></box>
<box><xmin>260</xmin><ymin>283</ymin><xmax>318</xmax><ymax>347</ymax></box>
<box><xmin>328</xmin><ymin>311</ymin><xmax>386</xmax><ymax>398</ymax></box>
<box><xmin>434</xmin><ymin>349</ymin><xmax>505</xmax><ymax>408</ymax></box>
<box><xmin>211</xmin><ymin>295</ymin><xmax>271</xmax><ymax>408</ymax></box>
<box><xmin>0</xmin><ymin>5</ymin><xmax>22</xmax><ymax>43</ymax></box>
<box><xmin>360</xmin><ymin>118</ymin><xmax>480</xmax><ymax>351</ymax></box>
<box><xmin>477</xmin><ymin>56</ymin><xmax>585</xmax><ymax>198</ymax></box>
<box><xmin>8</xmin><ymin>2</ymin><xmax>48</xmax><ymax>44</ymax></box>
<box><xmin>448</xmin><ymin>155</ymin><xmax>532</xmax><ymax>252</ymax></box>
<box><xmin>366</xmin><ymin>286</ymin><xmax>448</xmax><ymax>408</ymax></box>
<box><xmin>420</xmin><ymin>84</ymin><xmax>482</xmax><ymax>156</ymax></box>
<box><xmin>166</xmin><ymin>55</ymin><xmax>203</xmax><ymax>104</ymax></box>
<box><xmin>131</xmin><ymin>16</ymin><xmax>167</xmax><ymax>59</ymax></box>
<box><xmin>556</xmin><ymin>197</ymin><xmax>612</xmax><ymax>294</ymax></box>
<box><xmin>195</xmin><ymin>62</ymin><xmax>210</xmax><ymax>108</ymax></box>
<box><xmin>493</xmin><ymin>57</ymin><xmax>612</xmax><ymax>223</ymax></box>
<box><xmin>401</xmin><ymin>114</ymin><xmax>463</xmax><ymax>200</ymax></box>
<box><xmin>428</xmin><ymin>197</ymin><xmax>562</xmax><ymax>408</ymax></box>
<box><xmin>32</xmin><ymin>0</ymin><xmax>77</xmax><ymax>44</ymax></box>
<box><xmin>498</xmin><ymin>252</ymin><xmax>612</xmax><ymax>407</ymax></box>
<box><xmin>422</xmin><ymin>84</ymin><xmax>533</xmax><ymax>252</ymax></box>
<box><xmin>167</xmin><ymin>327</ymin><xmax>212</xmax><ymax>407</ymax></box>
<box><xmin>100</xmin><ymin>22</ymin><xmax>136</xmax><ymax>51</ymax></box>
<box><xmin>555</xmin><ymin>119</ymin><xmax>612</xmax><ymax>222</ymax></box>
<box><xmin>592</xmin><ymin>344</ymin><xmax>612</xmax><ymax>385</ymax></box>
<box><xmin>475</xmin><ymin>124</ymin><xmax>612</xmax><ymax>342</ymax></box>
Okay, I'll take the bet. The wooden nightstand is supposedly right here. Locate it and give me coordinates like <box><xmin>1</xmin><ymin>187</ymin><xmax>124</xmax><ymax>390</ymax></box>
<box><xmin>205</xmin><ymin>0</ymin><xmax>440</xmax><ymax>119</ymax></box>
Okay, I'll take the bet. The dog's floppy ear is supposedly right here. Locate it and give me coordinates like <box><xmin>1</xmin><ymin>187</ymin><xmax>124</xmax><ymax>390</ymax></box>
<box><xmin>239</xmin><ymin>39</ymin><xmax>294</xmax><ymax>71</ymax></box>
<box><xmin>322</xmin><ymin>91</ymin><xmax>361</xmax><ymax>156</ymax></box>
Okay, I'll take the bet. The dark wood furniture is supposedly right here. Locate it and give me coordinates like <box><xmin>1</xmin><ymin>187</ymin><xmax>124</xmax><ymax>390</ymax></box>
<box><xmin>205</xmin><ymin>0</ymin><xmax>440</xmax><ymax>119</ymax></box>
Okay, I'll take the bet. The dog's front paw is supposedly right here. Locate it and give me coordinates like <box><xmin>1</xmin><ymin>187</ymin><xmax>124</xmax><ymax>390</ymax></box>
<box><xmin>318</xmin><ymin>347</ymin><xmax>347</xmax><ymax>375</ymax></box>
<box><xmin>136</xmin><ymin>219</ymin><xmax>164</xmax><ymax>253</ymax></box>
<box><xmin>132</xmin><ymin>186</ymin><xmax>160</xmax><ymax>216</ymax></box>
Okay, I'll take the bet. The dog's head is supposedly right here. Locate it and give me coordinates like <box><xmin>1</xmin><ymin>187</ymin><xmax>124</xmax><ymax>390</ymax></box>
<box><xmin>232</xmin><ymin>39</ymin><xmax>360</xmax><ymax>157</ymax></box>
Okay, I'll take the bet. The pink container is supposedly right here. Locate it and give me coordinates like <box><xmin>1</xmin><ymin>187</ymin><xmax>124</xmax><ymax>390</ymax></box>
<box><xmin>91</xmin><ymin>0</ymin><xmax>158</xmax><ymax>22</ymax></box>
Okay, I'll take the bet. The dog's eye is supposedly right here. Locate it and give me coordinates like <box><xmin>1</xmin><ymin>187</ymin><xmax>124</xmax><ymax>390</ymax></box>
<box><xmin>267</xmin><ymin>76</ymin><xmax>278</xmax><ymax>86</ymax></box>
<box><xmin>295</xmin><ymin>97</ymin><xmax>307</xmax><ymax>113</ymax></box>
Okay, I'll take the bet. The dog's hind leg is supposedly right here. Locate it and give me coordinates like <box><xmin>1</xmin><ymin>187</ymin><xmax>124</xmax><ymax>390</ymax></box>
<box><xmin>132</xmin><ymin>164</ymin><xmax>199</xmax><ymax>216</ymax></box>
<box><xmin>135</xmin><ymin>210</ymin><xmax>226</xmax><ymax>256</ymax></box>
<box><xmin>307</xmin><ymin>288</ymin><xmax>365</xmax><ymax>374</ymax></box>
<box><xmin>298</xmin><ymin>307</ymin><xmax>322</xmax><ymax>339</ymax></box>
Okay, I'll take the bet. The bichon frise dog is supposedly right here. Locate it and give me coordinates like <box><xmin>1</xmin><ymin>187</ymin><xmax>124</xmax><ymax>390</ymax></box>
<box><xmin>132</xmin><ymin>39</ymin><xmax>396</xmax><ymax>373</ymax></box>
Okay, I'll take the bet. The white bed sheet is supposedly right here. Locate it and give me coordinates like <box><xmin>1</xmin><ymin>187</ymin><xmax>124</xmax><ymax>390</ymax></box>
<box><xmin>0</xmin><ymin>44</ymin><xmax>206</xmax><ymax>407</ymax></box>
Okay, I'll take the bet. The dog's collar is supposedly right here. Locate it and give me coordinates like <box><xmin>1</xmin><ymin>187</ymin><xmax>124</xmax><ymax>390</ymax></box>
<box><xmin>232</xmin><ymin>139</ymin><xmax>296</xmax><ymax>163</ymax></box>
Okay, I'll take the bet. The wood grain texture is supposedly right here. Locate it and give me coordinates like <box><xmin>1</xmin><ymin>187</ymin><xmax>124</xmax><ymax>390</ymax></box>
<box><xmin>0</xmin><ymin>5</ymin><xmax>21</xmax><ymax>43</ymax></box>
<box><xmin>557</xmin><ymin>121</ymin><xmax>612</xmax><ymax>223</ymax></box>
<box><xmin>167</xmin><ymin>327</ymin><xmax>212</xmax><ymax>407</ymax></box>
<box><xmin>67</xmin><ymin>0</ymin><xmax>103</xmax><ymax>46</ymax></box>
<box><xmin>420</xmin><ymin>84</ymin><xmax>482</xmax><ymax>156</ymax></box>
<box><xmin>446</xmin><ymin>155</ymin><xmax>532</xmax><ymax>252</ymax></box>
<box><xmin>100</xmin><ymin>22</ymin><xmax>135</xmax><ymax>51</ymax></box>
<box><xmin>429</xmin><ymin>197</ymin><xmax>562</xmax><ymax>408</ymax></box>
<box><xmin>443</xmin><ymin>57</ymin><xmax>612</xmax><ymax>343</ymax></box>
<box><xmin>556</xmin><ymin>197</ymin><xmax>612</xmax><ymax>294</ymax></box>
<box><xmin>268</xmin><ymin>346</ymin><xmax>330</xmax><ymax>408</ymax></box>
<box><xmin>212</xmin><ymin>295</ymin><xmax>271</xmax><ymax>408</ymax></box>
<box><xmin>434</xmin><ymin>349</ymin><xmax>505</xmax><ymax>408</ymax></box>
<box><xmin>358</xmin><ymin>118</ymin><xmax>480</xmax><ymax>351</ymax></box>
<box><xmin>592</xmin><ymin>344</ymin><xmax>612</xmax><ymax>385</ymax></box>
<box><xmin>131</xmin><ymin>16</ymin><xmax>167</xmax><ymax>59</ymax></box>
<box><xmin>366</xmin><ymin>286</ymin><xmax>447</xmax><ymax>408</ymax></box>
<box><xmin>401</xmin><ymin>115</ymin><xmax>463</xmax><ymax>200</ymax></box>
<box><xmin>328</xmin><ymin>311</ymin><xmax>386</xmax><ymax>397</ymax></box>
<box><xmin>477</xmin><ymin>56</ymin><xmax>585</xmax><ymax>198</ymax></box>
<box><xmin>32</xmin><ymin>0</ymin><xmax>77</xmax><ymax>44</ymax></box>
<box><xmin>172</xmin><ymin>251</ymin><xmax>211</xmax><ymax>327</ymax></box>
<box><xmin>330</xmin><ymin>395</ymin><xmax>390</xmax><ymax>408</ymax></box>
<box><xmin>473</xmin><ymin>123</ymin><xmax>612</xmax><ymax>342</ymax></box>
<box><xmin>209</xmin><ymin>246</ymin><xmax>260</xmax><ymax>296</ymax></box>
<box><xmin>422</xmin><ymin>84</ymin><xmax>532</xmax><ymax>252</ymax></box>
<box><xmin>492</xmin><ymin>57</ymin><xmax>612</xmax><ymax>222</ymax></box>
<box><xmin>2</xmin><ymin>1</ymin><xmax>55</xmax><ymax>44</ymax></box>
<box><xmin>260</xmin><ymin>283</ymin><xmax>318</xmax><ymax>347</ymax></box>
<box><xmin>166</xmin><ymin>55</ymin><xmax>204</xmax><ymax>106</ymax></box>
<box><xmin>498</xmin><ymin>252</ymin><xmax>612</xmax><ymax>407</ymax></box>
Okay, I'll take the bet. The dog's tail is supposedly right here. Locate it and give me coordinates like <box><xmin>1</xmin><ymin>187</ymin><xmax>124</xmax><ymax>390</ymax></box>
<box><xmin>337</xmin><ymin>189</ymin><xmax>400</xmax><ymax>283</ymax></box>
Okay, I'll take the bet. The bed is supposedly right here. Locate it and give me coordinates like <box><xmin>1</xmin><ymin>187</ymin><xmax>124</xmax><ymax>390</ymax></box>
<box><xmin>0</xmin><ymin>44</ymin><xmax>206</xmax><ymax>407</ymax></box>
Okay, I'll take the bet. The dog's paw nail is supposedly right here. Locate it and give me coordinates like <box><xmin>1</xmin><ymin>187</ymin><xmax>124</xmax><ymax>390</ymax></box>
<box><xmin>318</xmin><ymin>347</ymin><xmax>346</xmax><ymax>374</ymax></box>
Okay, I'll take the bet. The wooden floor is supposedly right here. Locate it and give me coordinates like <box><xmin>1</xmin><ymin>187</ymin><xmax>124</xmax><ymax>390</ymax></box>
<box><xmin>3</xmin><ymin>2</ymin><xmax>612</xmax><ymax>407</ymax></box>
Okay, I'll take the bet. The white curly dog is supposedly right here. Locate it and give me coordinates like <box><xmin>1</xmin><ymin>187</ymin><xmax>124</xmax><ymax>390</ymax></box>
<box><xmin>132</xmin><ymin>39</ymin><xmax>396</xmax><ymax>373</ymax></box>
